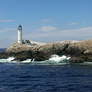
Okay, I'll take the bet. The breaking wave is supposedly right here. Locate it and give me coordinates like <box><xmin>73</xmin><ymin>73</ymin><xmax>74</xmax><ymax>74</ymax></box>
<box><xmin>0</xmin><ymin>55</ymin><xmax>71</xmax><ymax>65</ymax></box>
<box><xmin>32</xmin><ymin>55</ymin><xmax>70</xmax><ymax>65</ymax></box>
<box><xmin>0</xmin><ymin>57</ymin><xmax>16</xmax><ymax>63</ymax></box>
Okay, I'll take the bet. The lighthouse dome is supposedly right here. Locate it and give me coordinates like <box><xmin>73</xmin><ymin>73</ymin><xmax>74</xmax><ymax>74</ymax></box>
<box><xmin>18</xmin><ymin>25</ymin><xmax>22</xmax><ymax>30</ymax></box>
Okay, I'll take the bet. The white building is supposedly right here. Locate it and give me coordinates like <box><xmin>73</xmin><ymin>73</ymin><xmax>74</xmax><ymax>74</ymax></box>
<box><xmin>18</xmin><ymin>25</ymin><xmax>22</xmax><ymax>44</ymax></box>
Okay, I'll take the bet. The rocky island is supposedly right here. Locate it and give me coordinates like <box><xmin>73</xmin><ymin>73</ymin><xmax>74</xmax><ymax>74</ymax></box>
<box><xmin>0</xmin><ymin>25</ymin><xmax>92</xmax><ymax>63</ymax></box>
<box><xmin>0</xmin><ymin>39</ymin><xmax>92</xmax><ymax>63</ymax></box>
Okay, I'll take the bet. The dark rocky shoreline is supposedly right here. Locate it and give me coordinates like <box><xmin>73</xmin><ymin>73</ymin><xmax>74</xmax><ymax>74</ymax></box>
<box><xmin>0</xmin><ymin>40</ymin><xmax>92</xmax><ymax>63</ymax></box>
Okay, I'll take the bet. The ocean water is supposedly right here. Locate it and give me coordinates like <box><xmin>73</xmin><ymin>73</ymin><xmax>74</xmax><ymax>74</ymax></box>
<box><xmin>0</xmin><ymin>63</ymin><xmax>92</xmax><ymax>92</ymax></box>
<box><xmin>0</xmin><ymin>49</ymin><xmax>92</xmax><ymax>92</ymax></box>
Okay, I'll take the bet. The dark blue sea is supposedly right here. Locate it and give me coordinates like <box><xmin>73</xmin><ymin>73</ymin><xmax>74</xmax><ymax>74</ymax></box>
<box><xmin>0</xmin><ymin>49</ymin><xmax>92</xmax><ymax>92</ymax></box>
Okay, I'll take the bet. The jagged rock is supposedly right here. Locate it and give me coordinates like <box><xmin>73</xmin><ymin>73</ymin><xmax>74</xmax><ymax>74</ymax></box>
<box><xmin>0</xmin><ymin>40</ymin><xmax>92</xmax><ymax>62</ymax></box>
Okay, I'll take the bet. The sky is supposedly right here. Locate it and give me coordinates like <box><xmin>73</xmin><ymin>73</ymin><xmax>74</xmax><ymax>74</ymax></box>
<box><xmin>0</xmin><ymin>0</ymin><xmax>92</xmax><ymax>48</ymax></box>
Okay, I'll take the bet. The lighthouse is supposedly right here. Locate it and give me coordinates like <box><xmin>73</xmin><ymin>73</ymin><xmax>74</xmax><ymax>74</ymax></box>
<box><xmin>18</xmin><ymin>25</ymin><xmax>22</xmax><ymax>44</ymax></box>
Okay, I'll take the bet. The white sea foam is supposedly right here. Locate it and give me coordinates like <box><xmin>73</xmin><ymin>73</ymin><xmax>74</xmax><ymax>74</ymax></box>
<box><xmin>22</xmin><ymin>59</ymin><xmax>32</xmax><ymax>63</ymax></box>
<box><xmin>31</xmin><ymin>55</ymin><xmax>71</xmax><ymax>65</ymax></box>
<box><xmin>0</xmin><ymin>55</ymin><xmax>71</xmax><ymax>64</ymax></box>
<box><xmin>49</xmin><ymin>54</ymin><xmax>71</xmax><ymax>63</ymax></box>
<box><xmin>0</xmin><ymin>57</ymin><xmax>16</xmax><ymax>63</ymax></box>
<box><xmin>0</xmin><ymin>55</ymin><xmax>91</xmax><ymax>66</ymax></box>
<box><xmin>7</xmin><ymin>57</ymin><xmax>15</xmax><ymax>61</ymax></box>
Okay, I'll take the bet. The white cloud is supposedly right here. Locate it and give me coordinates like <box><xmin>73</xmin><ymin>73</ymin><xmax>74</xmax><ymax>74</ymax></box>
<box><xmin>40</xmin><ymin>26</ymin><xmax>57</xmax><ymax>31</ymax></box>
<box><xmin>68</xmin><ymin>22</ymin><xmax>80</xmax><ymax>25</ymax></box>
<box><xmin>0</xmin><ymin>27</ymin><xmax>16</xmax><ymax>33</ymax></box>
<box><xmin>24</xmin><ymin>26</ymin><xmax>92</xmax><ymax>42</ymax></box>
<box><xmin>0</xmin><ymin>19</ymin><xmax>14</xmax><ymax>23</ymax></box>
<box><xmin>0</xmin><ymin>27</ymin><xmax>17</xmax><ymax>47</ymax></box>
<box><xmin>42</xmin><ymin>18</ymin><xmax>51</xmax><ymax>23</ymax></box>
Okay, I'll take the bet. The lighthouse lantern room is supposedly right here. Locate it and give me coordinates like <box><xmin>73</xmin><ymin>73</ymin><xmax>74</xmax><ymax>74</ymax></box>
<box><xmin>18</xmin><ymin>25</ymin><xmax>22</xmax><ymax>44</ymax></box>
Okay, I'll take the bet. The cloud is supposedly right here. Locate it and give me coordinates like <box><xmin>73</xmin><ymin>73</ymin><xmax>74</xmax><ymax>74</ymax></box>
<box><xmin>0</xmin><ymin>19</ymin><xmax>14</xmax><ymax>23</ymax></box>
<box><xmin>0</xmin><ymin>27</ymin><xmax>17</xmax><ymax>47</ymax></box>
<box><xmin>42</xmin><ymin>18</ymin><xmax>51</xmax><ymax>23</ymax></box>
<box><xmin>24</xmin><ymin>26</ymin><xmax>92</xmax><ymax>42</ymax></box>
<box><xmin>40</xmin><ymin>26</ymin><xmax>57</xmax><ymax>31</ymax></box>
<box><xmin>68</xmin><ymin>22</ymin><xmax>80</xmax><ymax>25</ymax></box>
<box><xmin>0</xmin><ymin>27</ymin><xmax>16</xmax><ymax>33</ymax></box>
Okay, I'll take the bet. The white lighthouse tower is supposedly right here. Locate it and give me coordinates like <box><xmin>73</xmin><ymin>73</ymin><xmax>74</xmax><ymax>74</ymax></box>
<box><xmin>18</xmin><ymin>25</ymin><xmax>22</xmax><ymax>44</ymax></box>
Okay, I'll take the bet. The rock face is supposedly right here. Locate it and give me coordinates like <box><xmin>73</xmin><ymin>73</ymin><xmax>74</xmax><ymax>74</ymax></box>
<box><xmin>0</xmin><ymin>40</ymin><xmax>92</xmax><ymax>62</ymax></box>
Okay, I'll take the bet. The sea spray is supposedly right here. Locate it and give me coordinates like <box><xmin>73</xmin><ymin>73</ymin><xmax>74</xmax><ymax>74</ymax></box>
<box><xmin>49</xmin><ymin>54</ymin><xmax>71</xmax><ymax>63</ymax></box>
<box><xmin>0</xmin><ymin>57</ymin><xmax>16</xmax><ymax>63</ymax></box>
<box><xmin>7</xmin><ymin>57</ymin><xmax>15</xmax><ymax>61</ymax></box>
<box><xmin>31</xmin><ymin>55</ymin><xmax>71</xmax><ymax>65</ymax></box>
<box><xmin>22</xmin><ymin>59</ymin><xmax>32</xmax><ymax>63</ymax></box>
<box><xmin>0</xmin><ymin>55</ymin><xmax>71</xmax><ymax>65</ymax></box>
